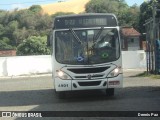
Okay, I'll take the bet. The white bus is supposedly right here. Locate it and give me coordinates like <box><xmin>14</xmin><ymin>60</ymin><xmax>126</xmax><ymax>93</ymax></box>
<box><xmin>49</xmin><ymin>13</ymin><xmax>123</xmax><ymax>98</ymax></box>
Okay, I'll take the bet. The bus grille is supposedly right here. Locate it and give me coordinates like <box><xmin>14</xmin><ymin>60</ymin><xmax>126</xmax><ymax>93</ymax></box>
<box><xmin>78</xmin><ymin>81</ymin><xmax>101</xmax><ymax>86</ymax></box>
<box><xmin>67</xmin><ymin>67</ymin><xmax>110</xmax><ymax>74</ymax></box>
<box><xmin>74</xmin><ymin>74</ymin><xmax>104</xmax><ymax>79</ymax></box>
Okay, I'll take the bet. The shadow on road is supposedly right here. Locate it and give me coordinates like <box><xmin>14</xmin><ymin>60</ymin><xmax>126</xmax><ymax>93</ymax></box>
<box><xmin>0</xmin><ymin>89</ymin><xmax>116</xmax><ymax>107</ymax></box>
<box><xmin>10</xmin><ymin>87</ymin><xmax>160</xmax><ymax>120</ymax></box>
<box><xmin>0</xmin><ymin>86</ymin><xmax>159</xmax><ymax>120</ymax></box>
<box><xmin>0</xmin><ymin>86</ymin><xmax>160</xmax><ymax>108</ymax></box>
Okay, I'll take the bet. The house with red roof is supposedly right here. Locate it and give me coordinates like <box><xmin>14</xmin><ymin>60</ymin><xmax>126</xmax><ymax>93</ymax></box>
<box><xmin>120</xmin><ymin>27</ymin><xmax>141</xmax><ymax>51</ymax></box>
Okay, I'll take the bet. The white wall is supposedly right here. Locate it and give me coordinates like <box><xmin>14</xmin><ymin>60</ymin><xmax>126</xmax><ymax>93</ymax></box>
<box><xmin>122</xmin><ymin>50</ymin><xmax>146</xmax><ymax>69</ymax></box>
<box><xmin>0</xmin><ymin>55</ymin><xmax>52</xmax><ymax>77</ymax></box>
<box><xmin>0</xmin><ymin>57</ymin><xmax>7</xmax><ymax>76</ymax></box>
<box><xmin>0</xmin><ymin>51</ymin><xmax>146</xmax><ymax>77</ymax></box>
<box><xmin>7</xmin><ymin>55</ymin><xmax>52</xmax><ymax>76</ymax></box>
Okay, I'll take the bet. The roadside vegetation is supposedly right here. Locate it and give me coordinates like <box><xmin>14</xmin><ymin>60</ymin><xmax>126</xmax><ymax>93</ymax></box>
<box><xmin>132</xmin><ymin>71</ymin><xmax>160</xmax><ymax>79</ymax></box>
<box><xmin>0</xmin><ymin>0</ymin><xmax>160</xmax><ymax>55</ymax></box>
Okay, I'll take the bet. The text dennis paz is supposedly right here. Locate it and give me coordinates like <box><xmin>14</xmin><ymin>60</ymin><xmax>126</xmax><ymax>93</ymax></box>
<box><xmin>138</xmin><ymin>112</ymin><xmax>159</xmax><ymax>117</ymax></box>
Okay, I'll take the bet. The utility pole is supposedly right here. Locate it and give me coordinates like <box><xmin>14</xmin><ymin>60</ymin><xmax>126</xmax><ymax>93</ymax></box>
<box><xmin>155</xmin><ymin>8</ymin><xmax>160</xmax><ymax>74</ymax></box>
<box><xmin>153</xmin><ymin>4</ymin><xmax>156</xmax><ymax>74</ymax></box>
<box><xmin>144</xmin><ymin>2</ymin><xmax>160</xmax><ymax>74</ymax></box>
<box><xmin>153</xmin><ymin>3</ymin><xmax>160</xmax><ymax>74</ymax></box>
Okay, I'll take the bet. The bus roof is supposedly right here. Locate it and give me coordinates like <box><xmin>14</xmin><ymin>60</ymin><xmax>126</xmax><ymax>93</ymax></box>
<box><xmin>54</xmin><ymin>13</ymin><xmax>118</xmax><ymax>29</ymax></box>
<box><xmin>55</xmin><ymin>13</ymin><xmax>117</xmax><ymax>19</ymax></box>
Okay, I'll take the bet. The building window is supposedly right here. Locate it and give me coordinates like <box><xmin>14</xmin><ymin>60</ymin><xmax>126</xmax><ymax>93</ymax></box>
<box><xmin>131</xmin><ymin>38</ymin><xmax>134</xmax><ymax>43</ymax></box>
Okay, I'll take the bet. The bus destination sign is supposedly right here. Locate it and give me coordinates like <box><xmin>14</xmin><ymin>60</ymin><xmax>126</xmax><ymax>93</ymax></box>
<box><xmin>54</xmin><ymin>15</ymin><xmax>118</xmax><ymax>29</ymax></box>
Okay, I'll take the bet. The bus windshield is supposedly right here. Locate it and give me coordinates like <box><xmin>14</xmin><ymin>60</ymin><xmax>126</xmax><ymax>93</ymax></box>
<box><xmin>55</xmin><ymin>28</ymin><xmax>120</xmax><ymax>65</ymax></box>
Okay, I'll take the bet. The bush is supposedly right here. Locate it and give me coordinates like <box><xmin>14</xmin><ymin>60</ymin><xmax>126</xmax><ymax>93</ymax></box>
<box><xmin>17</xmin><ymin>36</ymin><xmax>50</xmax><ymax>55</ymax></box>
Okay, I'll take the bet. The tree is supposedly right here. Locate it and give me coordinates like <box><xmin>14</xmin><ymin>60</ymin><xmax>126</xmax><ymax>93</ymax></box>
<box><xmin>0</xmin><ymin>37</ymin><xmax>14</xmax><ymax>50</ymax></box>
<box><xmin>29</xmin><ymin>5</ymin><xmax>42</xmax><ymax>13</ymax></box>
<box><xmin>51</xmin><ymin>12</ymin><xmax>75</xmax><ymax>18</ymax></box>
<box><xmin>123</xmin><ymin>4</ymin><xmax>140</xmax><ymax>29</ymax></box>
<box><xmin>0</xmin><ymin>10</ymin><xmax>7</xmax><ymax>24</ymax></box>
<box><xmin>17</xmin><ymin>36</ymin><xmax>50</xmax><ymax>55</ymax></box>
<box><xmin>0</xmin><ymin>5</ymin><xmax>54</xmax><ymax>54</ymax></box>
<box><xmin>139</xmin><ymin>0</ymin><xmax>160</xmax><ymax>33</ymax></box>
<box><xmin>85</xmin><ymin>0</ymin><xmax>120</xmax><ymax>13</ymax></box>
<box><xmin>85</xmin><ymin>0</ymin><xmax>140</xmax><ymax>29</ymax></box>
<box><xmin>35</xmin><ymin>13</ymin><xmax>52</xmax><ymax>35</ymax></box>
<box><xmin>0</xmin><ymin>24</ymin><xmax>4</xmax><ymax>36</ymax></box>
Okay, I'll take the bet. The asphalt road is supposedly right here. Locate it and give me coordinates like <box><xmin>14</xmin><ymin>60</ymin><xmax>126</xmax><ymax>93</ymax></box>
<box><xmin>0</xmin><ymin>70</ymin><xmax>160</xmax><ymax>120</ymax></box>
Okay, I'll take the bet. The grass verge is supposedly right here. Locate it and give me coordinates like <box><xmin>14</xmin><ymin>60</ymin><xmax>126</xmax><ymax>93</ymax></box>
<box><xmin>132</xmin><ymin>71</ymin><xmax>160</xmax><ymax>79</ymax></box>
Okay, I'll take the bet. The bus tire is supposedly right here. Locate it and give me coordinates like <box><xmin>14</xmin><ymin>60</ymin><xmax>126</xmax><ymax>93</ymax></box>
<box><xmin>106</xmin><ymin>88</ymin><xmax>114</xmax><ymax>96</ymax></box>
<box><xmin>57</xmin><ymin>91</ymin><xmax>66</xmax><ymax>99</ymax></box>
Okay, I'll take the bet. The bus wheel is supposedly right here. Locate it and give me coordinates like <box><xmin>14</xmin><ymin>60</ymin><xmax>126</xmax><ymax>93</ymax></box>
<box><xmin>57</xmin><ymin>91</ymin><xmax>66</xmax><ymax>99</ymax></box>
<box><xmin>106</xmin><ymin>88</ymin><xmax>114</xmax><ymax>96</ymax></box>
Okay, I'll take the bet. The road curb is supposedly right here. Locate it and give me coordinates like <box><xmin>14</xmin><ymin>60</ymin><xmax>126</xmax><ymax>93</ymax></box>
<box><xmin>0</xmin><ymin>73</ymin><xmax>52</xmax><ymax>79</ymax></box>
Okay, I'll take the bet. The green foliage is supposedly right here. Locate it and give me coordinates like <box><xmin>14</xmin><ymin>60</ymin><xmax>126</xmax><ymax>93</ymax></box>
<box><xmin>29</xmin><ymin>5</ymin><xmax>42</xmax><ymax>13</ymax></box>
<box><xmin>0</xmin><ymin>24</ymin><xmax>4</xmax><ymax>36</ymax></box>
<box><xmin>0</xmin><ymin>5</ymin><xmax>52</xmax><ymax>50</ymax></box>
<box><xmin>131</xmin><ymin>71</ymin><xmax>160</xmax><ymax>79</ymax></box>
<box><xmin>51</xmin><ymin>12</ymin><xmax>75</xmax><ymax>18</ymax></box>
<box><xmin>85</xmin><ymin>0</ymin><xmax>121</xmax><ymax>13</ymax></box>
<box><xmin>17</xmin><ymin>36</ymin><xmax>50</xmax><ymax>55</ymax></box>
<box><xmin>0</xmin><ymin>10</ymin><xmax>7</xmax><ymax>24</ymax></box>
<box><xmin>1</xmin><ymin>1</ymin><xmax>156</xmax><ymax>55</ymax></box>
<box><xmin>139</xmin><ymin>0</ymin><xmax>160</xmax><ymax>33</ymax></box>
<box><xmin>0</xmin><ymin>7</ymin><xmax>75</xmax><ymax>55</ymax></box>
<box><xmin>123</xmin><ymin>5</ymin><xmax>140</xmax><ymax>29</ymax></box>
<box><xmin>0</xmin><ymin>37</ymin><xmax>14</xmax><ymax>50</ymax></box>
<box><xmin>85</xmin><ymin>0</ymin><xmax>140</xmax><ymax>29</ymax></box>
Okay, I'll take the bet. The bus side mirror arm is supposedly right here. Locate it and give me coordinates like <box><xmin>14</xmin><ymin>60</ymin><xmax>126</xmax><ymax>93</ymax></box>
<box><xmin>47</xmin><ymin>34</ymin><xmax>52</xmax><ymax>47</ymax></box>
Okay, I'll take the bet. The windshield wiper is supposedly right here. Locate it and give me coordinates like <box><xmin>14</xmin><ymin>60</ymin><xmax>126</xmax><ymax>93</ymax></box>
<box><xmin>93</xmin><ymin>27</ymin><xmax>104</xmax><ymax>45</ymax></box>
<box><xmin>70</xmin><ymin>29</ymin><xmax>83</xmax><ymax>44</ymax></box>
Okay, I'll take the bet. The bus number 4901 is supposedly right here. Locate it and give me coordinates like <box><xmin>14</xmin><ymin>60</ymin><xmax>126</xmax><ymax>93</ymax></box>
<box><xmin>58</xmin><ymin>84</ymin><xmax>68</xmax><ymax>87</ymax></box>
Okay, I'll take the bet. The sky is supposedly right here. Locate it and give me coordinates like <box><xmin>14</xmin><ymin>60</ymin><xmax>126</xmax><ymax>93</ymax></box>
<box><xmin>0</xmin><ymin>0</ymin><xmax>145</xmax><ymax>11</ymax></box>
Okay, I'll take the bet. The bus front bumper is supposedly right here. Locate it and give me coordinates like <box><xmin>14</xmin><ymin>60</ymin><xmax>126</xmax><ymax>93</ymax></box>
<box><xmin>54</xmin><ymin>74</ymin><xmax>123</xmax><ymax>91</ymax></box>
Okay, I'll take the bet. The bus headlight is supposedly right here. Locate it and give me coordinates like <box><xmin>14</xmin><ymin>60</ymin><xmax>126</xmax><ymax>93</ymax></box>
<box><xmin>56</xmin><ymin>70</ymin><xmax>72</xmax><ymax>80</ymax></box>
<box><xmin>108</xmin><ymin>66</ymin><xmax>122</xmax><ymax>77</ymax></box>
